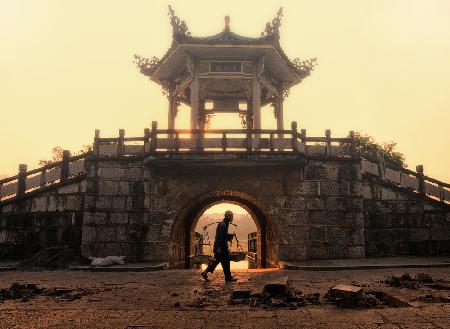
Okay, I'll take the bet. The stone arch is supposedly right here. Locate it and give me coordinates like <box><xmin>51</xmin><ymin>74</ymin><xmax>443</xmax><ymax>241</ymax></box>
<box><xmin>169</xmin><ymin>189</ymin><xmax>278</xmax><ymax>269</ymax></box>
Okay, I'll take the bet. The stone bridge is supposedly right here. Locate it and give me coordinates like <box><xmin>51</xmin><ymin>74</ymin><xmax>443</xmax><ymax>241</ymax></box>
<box><xmin>1</xmin><ymin>123</ymin><xmax>449</xmax><ymax>268</ymax></box>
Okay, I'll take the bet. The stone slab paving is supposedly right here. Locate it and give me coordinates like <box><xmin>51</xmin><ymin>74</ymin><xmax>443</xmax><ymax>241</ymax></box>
<box><xmin>0</xmin><ymin>268</ymin><xmax>449</xmax><ymax>328</ymax></box>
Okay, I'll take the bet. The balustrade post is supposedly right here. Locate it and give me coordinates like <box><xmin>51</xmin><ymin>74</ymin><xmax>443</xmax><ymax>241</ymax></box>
<box><xmin>94</xmin><ymin>129</ymin><xmax>100</xmax><ymax>156</ymax></box>
<box><xmin>17</xmin><ymin>164</ymin><xmax>27</xmax><ymax>196</ymax></box>
<box><xmin>39</xmin><ymin>169</ymin><xmax>46</xmax><ymax>187</ymax></box>
<box><xmin>269</xmin><ymin>133</ymin><xmax>275</xmax><ymax>152</ymax></box>
<box><xmin>376</xmin><ymin>150</ymin><xmax>386</xmax><ymax>181</ymax></box>
<box><xmin>438</xmin><ymin>185</ymin><xmax>445</xmax><ymax>202</ymax></box>
<box><xmin>60</xmin><ymin>150</ymin><xmax>71</xmax><ymax>182</ymax></box>
<box><xmin>118</xmin><ymin>129</ymin><xmax>125</xmax><ymax>155</ymax></box>
<box><xmin>144</xmin><ymin>128</ymin><xmax>151</xmax><ymax>153</ymax></box>
<box><xmin>150</xmin><ymin>121</ymin><xmax>158</xmax><ymax>152</ymax></box>
<box><xmin>246</xmin><ymin>131</ymin><xmax>252</xmax><ymax>152</ymax></box>
<box><xmin>222</xmin><ymin>132</ymin><xmax>227</xmax><ymax>151</ymax></box>
<box><xmin>349</xmin><ymin>130</ymin><xmax>356</xmax><ymax>157</ymax></box>
<box><xmin>301</xmin><ymin>129</ymin><xmax>307</xmax><ymax>154</ymax></box>
<box><xmin>291</xmin><ymin>121</ymin><xmax>298</xmax><ymax>152</ymax></box>
<box><xmin>174</xmin><ymin>132</ymin><xmax>180</xmax><ymax>151</ymax></box>
<box><xmin>196</xmin><ymin>129</ymin><xmax>204</xmax><ymax>151</ymax></box>
<box><xmin>325</xmin><ymin>129</ymin><xmax>331</xmax><ymax>155</ymax></box>
<box><xmin>416</xmin><ymin>165</ymin><xmax>425</xmax><ymax>195</ymax></box>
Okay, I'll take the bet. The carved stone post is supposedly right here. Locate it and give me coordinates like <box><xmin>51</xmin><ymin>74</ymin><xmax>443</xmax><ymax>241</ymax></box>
<box><xmin>301</xmin><ymin>129</ymin><xmax>307</xmax><ymax>154</ymax></box>
<box><xmin>416</xmin><ymin>165</ymin><xmax>425</xmax><ymax>195</ymax></box>
<box><xmin>94</xmin><ymin>129</ymin><xmax>100</xmax><ymax>156</ymax></box>
<box><xmin>61</xmin><ymin>150</ymin><xmax>71</xmax><ymax>182</ymax></box>
<box><xmin>17</xmin><ymin>164</ymin><xmax>27</xmax><ymax>196</ymax></box>
<box><xmin>349</xmin><ymin>130</ymin><xmax>356</xmax><ymax>157</ymax></box>
<box><xmin>325</xmin><ymin>129</ymin><xmax>331</xmax><ymax>156</ymax></box>
<box><xmin>291</xmin><ymin>121</ymin><xmax>298</xmax><ymax>152</ymax></box>
<box><xmin>150</xmin><ymin>121</ymin><xmax>158</xmax><ymax>152</ymax></box>
<box><xmin>377</xmin><ymin>150</ymin><xmax>386</xmax><ymax>181</ymax></box>
<box><xmin>144</xmin><ymin>128</ymin><xmax>150</xmax><ymax>153</ymax></box>
<box><xmin>118</xmin><ymin>129</ymin><xmax>125</xmax><ymax>155</ymax></box>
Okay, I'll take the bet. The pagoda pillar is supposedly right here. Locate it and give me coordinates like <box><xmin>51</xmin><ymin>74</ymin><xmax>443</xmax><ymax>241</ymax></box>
<box><xmin>252</xmin><ymin>73</ymin><xmax>261</xmax><ymax>136</ymax></box>
<box><xmin>190</xmin><ymin>62</ymin><xmax>199</xmax><ymax>131</ymax></box>
<box><xmin>168</xmin><ymin>90</ymin><xmax>176</xmax><ymax>133</ymax></box>
<box><xmin>276</xmin><ymin>88</ymin><xmax>284</xmax><ymax>139</ymax></box>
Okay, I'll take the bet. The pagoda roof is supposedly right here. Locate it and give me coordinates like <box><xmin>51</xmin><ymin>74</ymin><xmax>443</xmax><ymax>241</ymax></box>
<box><xmin>135</xmin><ymin>7</ymin><xmax>316</xmax><ymax>88</ymax></box>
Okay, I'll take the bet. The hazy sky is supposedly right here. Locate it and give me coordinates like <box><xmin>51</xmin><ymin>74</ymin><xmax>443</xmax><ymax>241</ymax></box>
<box><xmin>1</xmin><ymin>0</ymin><xmax>449</xmax><ymax>182</ymax></box>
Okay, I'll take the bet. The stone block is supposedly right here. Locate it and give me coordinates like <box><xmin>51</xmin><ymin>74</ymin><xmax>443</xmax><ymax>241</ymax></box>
<box><xmin>289</xmin><ymin>244</ymin><xmax>307</xmax><ymax>260</ymax></box>
<box><xmin>319</xmin><ymin>181</ymin><xmax>344</xmax><ymax>197</ymax></box>
<box><xmin>112</xmin><ymin>196</ymin><xmax>127</xmax><ymax>210</ymax></box>
<box><xmin>283</xmin><ymin>210</ymin><xmax>308</xmax><ymax>226</ymax></box>
<box><xmin>110</xmin><ymin>212</ymin><xmax>129</xmax><ymax>224</ymax></box>
<box><xmin>348</xmin><ymin>182</ymin><xmax>362</xmax><ymax>196</ymax></box>
<box><xmin>65</xmin><ymin>196</ymin><xmax>82</xmax><ymax>210</ymax></box>
<box><xmin>329</xmin><ymin>245</ymin><xmax>345</xmax><ymax>259</ymax></box>
<box><xmin>117</xmin><ymin>226</ymin><xmax>129</xmax><ymax>241</ymax></box>
<box><xmin>98</xmin><ymin>167</ymin><xmax>124</xmax><ymax>180</ymax></box>
<box><xmin>345</xmin><ymin>246</ymin><xmax>365</xmax><ymax>258</ymax></box>
<box><xmin>0</xmin><ymin>230</ymin><xmax>6</xmax><ymax>244</ymax></box>
<box><xmin>31</xmin><ymin>197</ymin><xmax>47</xmax><ymax>212</ymax></box>
<box><xmin>325</xmin><ymin>197</ymin><xmax>345</xmax><ymax>210</ymax></box>
<box><xmin>305</xmin><ymin>197</ymin><xmax>325</xmax><ymax>210</ymax></box>
<box><xmin>81</xmin><ymin>225</ymin><xmax>97</xmax><ymax>243</ymax></box>
<box><xmin>277</xmin><ymin>244</ymin><xmax>291</xmax><ymax>260</ymax></box>
<box><xmin>79</xmin><ymin>180</ymin><xmax>87</xmax><ymax>193</ymax></box>
<box><xmin>148</xmin><ymin>210</ymin><xmax>168</xmax><ymax>225</ymax></box>
<box><xmin>308</xmin><ymin>226</ymin><xmax>325</xmax><ymax>242</ymax></box>
<box><xmin>98</xmin><ymin>180</ymin><xmax>117</xmax><ymax>195</ymax></box>
<box><xmin>296</xmin><ymin>181</ymin><xmax>318</xmax><ymax>195</ymax></box>
<box><xmin>310</xmin><ymin>211</ymin><xmax>344</xmax><ymax>226</ymax></box>
<box><xmin>308</xmin><ymin>244</ymin><xmax>329</xmax><ymax>259</ymax></box>
<box><xmin>381</xmin><ymin>188</ymin><xmax>397</xmax><ymax>200</ymax></box>
<box><xmin>361</xmin><ymin>185</ymin><xmax>372</xmax><ymax>199</ymax></box>
<box><xmin>58</xmin><ymin>183</ymin><xmax>79</xmax><ymax>194</ymax></box>
<box><xmin>95</xmin><ymin>196</ymin><xmax>112</xmax><ymax>210</ymax></box>
<box><xmin>409</xmin><ymin>228</ymin><xmax>430</xmax><ymax>241</ymax></box>
<box><xmin>431</xmin><ymin>224</ymin><xmax>450</xmax><ymax>241</ymax></box>
<box><xmin>326</xmin><ymin>227</ymin><xmax>346</xmax><ymax>245</ymax></box>
<box><xmin>118</xmin><ymin>181</ymin><xmax>129</xmax><ymax>195</ymax></box>
<box><xmin>124</xmin><ymin>167</ymin><xmax>143</xmax><ymax>180</ymax></box>
<box><xmin>347</xmin><ymin>228</ymin><xmax>365</xmax><ymax>245</ymax></box>
<box><xmin>47</xmin><ymin>196</ymin><xmax>57</xmax><ymax>212</ymax></box>
<box><xmin>97</xmin><ymin>226</ymin><xmax>116</xmax><ymax>242</ymax></box>
<box><xmin>344</xmin><ymin>197</ymin><xmax>363</xmax><ymax>210</ymax></box>
<box><xmin>305</xmin><ymin>165</ymin><xmax>326</xmax><ymax>180</ymax></box>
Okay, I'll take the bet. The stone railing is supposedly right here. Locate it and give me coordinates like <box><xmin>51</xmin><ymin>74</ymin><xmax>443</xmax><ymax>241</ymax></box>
<box><xmin>94</xmin><ymin>121</ymin><xmax>356</xmax><ymax>157</ymax></box>
<box><xmin>361</xmin><ymin>153</ymin><xmax>450</xmax><ymax>204</ymax></box>
<box><xmin>0</xmin><ymin>152</ymin><xmax>88</xmax><ymax>202</ymax></box>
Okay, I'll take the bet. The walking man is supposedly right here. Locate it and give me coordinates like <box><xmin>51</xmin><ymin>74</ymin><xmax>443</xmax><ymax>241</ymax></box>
<box><xmin>201</xmin><ymin>210</ymin><xmax>237</xmax><ymax>282</ymax></box>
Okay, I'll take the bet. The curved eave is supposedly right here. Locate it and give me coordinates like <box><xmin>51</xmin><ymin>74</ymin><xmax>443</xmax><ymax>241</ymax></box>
<box><xmin>150</xmin><ymin>44</ymin><xmax>305</xmax><ymax>89</ymax></box>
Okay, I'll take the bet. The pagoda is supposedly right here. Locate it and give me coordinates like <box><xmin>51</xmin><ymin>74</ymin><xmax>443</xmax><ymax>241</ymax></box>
<box><xmin>135</xmin><ymin>6</ymin><xmax>316</xmax><ymax>139</ymax></box>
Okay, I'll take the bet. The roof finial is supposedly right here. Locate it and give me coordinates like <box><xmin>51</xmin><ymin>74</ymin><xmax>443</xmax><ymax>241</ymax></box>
<box><xmin>224</xmin><ymin>15</ymin><xmax>230</xmax><ymax>29</ymax></box>
<box><xmin>263</xmin><ymin>7</ymin><xmax>283</xmax><ymax>37</ymax></box>
<box><xmin>168</xmin><ymin>5</ymin><xmax>190</xmax><ymax>37</ymax></box>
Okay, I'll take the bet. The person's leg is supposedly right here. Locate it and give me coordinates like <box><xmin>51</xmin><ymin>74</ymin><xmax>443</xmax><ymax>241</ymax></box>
<box><xmin>204</xmin><ymin>257</ymin><xmax>221</xmax><ymax>274</ymax></box>
<box><xmin>221</xmin><ymin>253</ymin><xmax>232</xmax><ymax>280</ymax></box>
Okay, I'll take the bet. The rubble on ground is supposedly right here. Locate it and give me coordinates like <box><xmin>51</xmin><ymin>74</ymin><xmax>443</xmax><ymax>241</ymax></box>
<box><xmin>412</xmin><ymin>294</ymin><xmax>450</xmax><ymax>303</ymax></box>
<box><xmin>0</xmin><ymin>283</ymin><xmax>94</xmax><ymax>302</ymax></box>
<box><xmin>384</xmin><ymin>273</ymin><xmax>434</xmax><ymax>289</ymax></box>
<box><xmin>324</xmin><ymin>284</ymin><xmax>411</xmax><ymax>308</ymax></box>
<box><xmin>229</xmin><ymin>277</ymin><xmax>318</xmax><ymax>309</ymax></box>
<box><xmin>17</xmin><ymin>247</ymin><xmax>87</xmax><ymax>270</ymax></box>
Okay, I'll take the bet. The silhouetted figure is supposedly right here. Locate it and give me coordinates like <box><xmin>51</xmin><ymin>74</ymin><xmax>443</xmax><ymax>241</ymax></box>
<box><xmin>201</xmin><ymin>210</ymin><xmax>237</xmax><ymax>282</ymax></box>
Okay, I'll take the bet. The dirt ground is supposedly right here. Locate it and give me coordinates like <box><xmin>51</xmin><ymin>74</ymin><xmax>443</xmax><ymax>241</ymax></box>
<box><xmin>0</xmin><ymin>267</ymin><xmax>449</xmax><ymax>328</ymax></box>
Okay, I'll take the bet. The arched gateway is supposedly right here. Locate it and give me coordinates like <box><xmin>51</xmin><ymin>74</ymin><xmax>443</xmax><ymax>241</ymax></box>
<box><xmin>170</xmin><ymin>190</ymin><xmax>277</xmax><ymax>268</ymax></box>
<box><xmin>1</xmin><ymin>7</ymin><xmax>449</xmax><ymax>266</ymax></box>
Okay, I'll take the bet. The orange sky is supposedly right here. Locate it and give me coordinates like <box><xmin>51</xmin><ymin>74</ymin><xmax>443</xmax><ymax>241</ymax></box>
<box><xmin>1</xmin><ymin>0</ymin><xmax>449</xmax><ymax>182</ymax></box>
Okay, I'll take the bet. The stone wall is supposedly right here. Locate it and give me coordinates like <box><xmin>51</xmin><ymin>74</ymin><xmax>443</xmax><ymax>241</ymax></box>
<box><xmin>362</xmin><ymin>175</ymin><xmax>450</xmax><ymax>256</ymax></box>
<box><xmin>81</xmin><ymin>155</ymin><xmax>365</xmax><ymax>266</ymax></box>
<box><xmin>0</xmin><ymin>179</ymin><xmax>85</xmax><ymax>258</ymax></box>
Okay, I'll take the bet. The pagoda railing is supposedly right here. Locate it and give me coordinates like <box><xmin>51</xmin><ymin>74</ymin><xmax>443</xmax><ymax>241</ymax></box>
<box><xmin>93</xmin><ymin>121</ymin><xmax>356</xmax><ymax>157</ymax></box>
